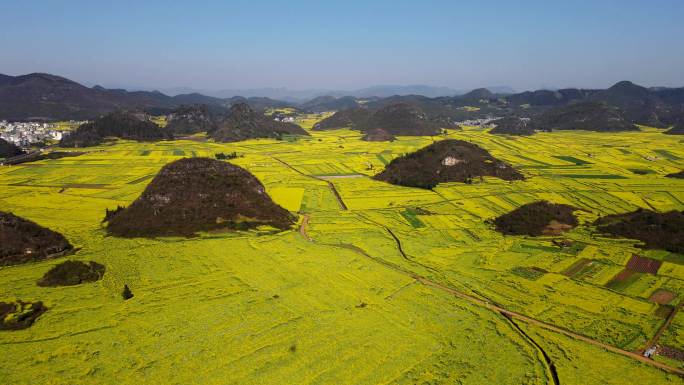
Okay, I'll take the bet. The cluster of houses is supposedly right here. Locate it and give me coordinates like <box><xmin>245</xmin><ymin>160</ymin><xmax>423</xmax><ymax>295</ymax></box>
<box><xmin>455</xmin><ymin>117</ymin><xmax>501</xmax><ymax>128</ymax></box>
<box><xmin>0</xmin><ymin>120</ymin><xmax>67</xmax><ymax>148</ymax></box>
<box><xmin>272</xmin><ymin>113</ymin><xmax>296</xmax><ymax>123</ymax></box>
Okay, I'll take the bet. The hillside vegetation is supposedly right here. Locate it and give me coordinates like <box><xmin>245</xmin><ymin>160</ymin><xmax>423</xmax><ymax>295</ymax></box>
<box><xmin>531</xmin><ymin>102</ymin><xmax>638</xmax><ymax>132</ymax></box>
<box><xmin>374</xmin><ymin>139</ymin><xmax>524</xmax><ymax>188</ymax></box>
<box><xmin>494</xmin><ymin>201</ymin><xmax>579</xmax><ymax>236</ymax></box>
<box><xmin>594</xmin><ymin>209</ymin><xmax>684</xmax><ymax>253</ymax></box>
<box><xmin>209</xmin><ymin>103</ymin><xmax>308</xmax><ymax>142</ymax></box>
<box><xmin>0</xmin><ymin>211</ymin><xmax>73</xmax><ymax>266</ymax></box>
<box><xmin>106</xmin><ymin>157</ymin><xmax>295</xmax><ymax>237</ymax></box>
<box><xmin>60</xmin><ymin>111</ymin><xmax>171</xmax><ymax>147</ymax></box>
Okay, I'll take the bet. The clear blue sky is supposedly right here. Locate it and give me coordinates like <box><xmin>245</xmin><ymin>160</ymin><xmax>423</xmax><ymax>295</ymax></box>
<box><xmin>2</xmin><ymin>0</ymin><xmax>683</xmax><ymax>91</ymax></box>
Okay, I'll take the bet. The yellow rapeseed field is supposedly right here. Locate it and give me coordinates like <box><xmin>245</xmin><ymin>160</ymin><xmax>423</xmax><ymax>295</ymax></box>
<box><xmin>1</xmin><ymin>119</ymin><xmax>684</xmax><ymax>384</ymax></box>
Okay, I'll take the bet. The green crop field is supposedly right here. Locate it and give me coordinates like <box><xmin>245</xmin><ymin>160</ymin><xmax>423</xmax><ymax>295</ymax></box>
<box><xmin>2</xmin><ymin>121</ymin><xmax>684</xmax><ymax>384</ymax></box>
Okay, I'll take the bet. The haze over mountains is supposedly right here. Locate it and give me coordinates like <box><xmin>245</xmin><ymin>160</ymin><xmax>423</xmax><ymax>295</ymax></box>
<box><xmin>1</xmin><ymin>73</ymin><xmax>683</xmax><ymax>133</ymax></box>
<box><xmin>0</xmin><ymin>73</ymin><xmax>517</xmax><ymax>119</ymax></box>
<box><xmin>0</xmin><ymin>73</ymin><xmax>290</xmax><ymax>121</ymax></box>
<box><xmin>158</xmin><ymin>85</ymin><xmax>518</xmax><ymax>101</ymax></box>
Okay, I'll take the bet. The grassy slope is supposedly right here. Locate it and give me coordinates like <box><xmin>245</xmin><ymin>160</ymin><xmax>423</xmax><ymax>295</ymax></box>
<box><xmin>1</xmin><ymin>120</ymin><xmax>683</xmax><ymax>384</ymax></box>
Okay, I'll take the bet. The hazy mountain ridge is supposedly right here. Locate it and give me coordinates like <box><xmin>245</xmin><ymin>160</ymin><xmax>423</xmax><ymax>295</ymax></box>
<box><xmin>0</xmin><ymin>73</ymin><xmax>292</xmax><ymax>121</ymax></box>
<box><xmin>1</xmin><ymin>73</ymin><xmax>683</xmax><ymax>128</ymax></box>
<box><xmin>172</xmin><ymin>85</ymin><xmax>516</xmax><ymax>101</ymax></box>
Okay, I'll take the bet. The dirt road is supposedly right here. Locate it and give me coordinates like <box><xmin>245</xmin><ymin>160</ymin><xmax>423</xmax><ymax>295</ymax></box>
<box><xmin>333</xmin><ymin>242</ymin><xmax>684</xmax><ymax>377</ymax></box>
<box><xmin>299</xmin><ymin>214</ymin><xmax>312</xmax><ymax>241</ymax></box>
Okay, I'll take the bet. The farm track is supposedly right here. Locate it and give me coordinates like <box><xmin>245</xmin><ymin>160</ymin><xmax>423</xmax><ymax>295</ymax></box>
<box><xmin>267</xmin><ymin>158</ymin><xmax>684</xmax><ymax>215</ymax></box>
<box><xmin>272</xmin><ymin>157</ymin><xmax>347</xmax><ymax>210</ymax></box>
<box><xmin>385</xmin><ymin>227</ymin><xmax>409</xmax><ymax>261</ymax></box>
<box><xmin>354</xmin><ymin>212</ymin><xmax>438</xmax><ymax>273</ymax></box>
<box><xmin>274</xmin><ymin>156</ymin><xmax>684</xmax><ymax>376</ymax></box>
<box><xmin>325</xmin><ymin>181</ymin><xmax>348</xmax><ymax>210</ymax></box>
<box><xmin>299</xmin><ymin>214</ymin><xmax>312</xmax><ymax>241</ymax></box>
<box><xmin>501</xmin><ymin>313</ymin><xmax>560</xmax><ymax>385</ymax></box>
<box><xmin>644</xmin><ymin>299</ymin><xmax>684</xmax><ymax>352</ymax></box>
<box><xmin>429</xmin><ymin>188</ymin><xmax>684</xmax><ymax>211</ymax></box>
<box><xmin>328</xmin><ymin>241</ymin><xmax>684</xmax><ymax>377</ymax></box>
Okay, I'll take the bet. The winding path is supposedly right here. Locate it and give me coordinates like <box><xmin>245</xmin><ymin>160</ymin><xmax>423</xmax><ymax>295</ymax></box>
<box><xmin>275</xmin><ymin>154</ymin><xmax>684</xmax><ymax>378</ymax></box>
<box><xmin>644</xmin><ymin>299</ymin><xmax>684</xmax><ymax>352</ymax></box>
<box><xmin>272</xmin><ymin>157</ymin><xmax>347</xmax><ymax>210</ymax></box>
<box><xmin>502</xmin><ymin>313</ymin><xmax>560</xmax><ymax>385</ymax></box>
<box><xmin>299</xmin><ymin>214</ymin><xmax>312</xmax><ymax>241</ymax></box>
<box><xmin>330</xmin><ymin>242</ymin><xmax>684</xmax><ymax>378</ymax></box>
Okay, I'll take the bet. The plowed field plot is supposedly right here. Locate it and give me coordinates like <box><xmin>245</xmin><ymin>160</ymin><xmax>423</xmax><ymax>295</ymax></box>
<box><xmin>606</xmin><ymin>269</ymin><xmax>643</xmax><ymax>291</ymax></box>
<box><xmin>658</xmin><ymin>345</ymin><xmax>684</xmax><ymax>362</ymax></box>
<box><xmin>649</xmin><ymin>289</ymin><xmax>676</xmax><ymax>305</ymax></box>
<box><xmin>627</xmin><ymin>255</ymin><xmax>663</xmax><ymax>274</ymax></box>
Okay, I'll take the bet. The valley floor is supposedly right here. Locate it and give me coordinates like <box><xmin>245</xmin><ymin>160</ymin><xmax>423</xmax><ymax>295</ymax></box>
<box><xmin>1</xmin><ymin>121</ymin><xmax>684</xmax><ymax>384</ymax></box>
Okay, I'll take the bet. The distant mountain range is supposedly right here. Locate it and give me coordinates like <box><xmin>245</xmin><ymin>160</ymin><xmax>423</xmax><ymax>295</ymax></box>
<box><xmin>0</xmin><ymin>73</ymin><xmax>293</xmax><ymax>121</ymax></box>
<box><xmin>1</xmin><ymin>73</ymin><xmax>682</xmax><ymax>128</ymax></box>
<box><xmin>165</xmin><ymin>85</ymin><xmax>517</xmax><ymax>101</ymax></box>
<box><xmin>316</xmin><ymin>80</ymin><xmax>684</xmax><ymax>132</ymax></box>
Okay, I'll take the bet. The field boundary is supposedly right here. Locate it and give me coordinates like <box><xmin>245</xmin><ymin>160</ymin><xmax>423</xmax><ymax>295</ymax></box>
<box><xmin>329</xmin><ymin>241</ymin><xmax>684</xmax><ymax>377</ymax></box>
<box><xmin>272</xmin><ymin>157</ymin><xmax>348</xmax><ymax>210</ymax></box>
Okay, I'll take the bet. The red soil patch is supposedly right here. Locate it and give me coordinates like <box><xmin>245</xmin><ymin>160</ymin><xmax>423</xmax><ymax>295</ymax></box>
<box><xmin>658</xmin><ymin>345</ymin><xmax>684</xmax><ymax>362</ymax></box>
<box><xmin>626</xmin><ymin>255</ymin><xmax>662</xmax><ymax>274</ymax></box>
<box><xmin>649</xmin><ymin>289</ymin><xmax>676</xmax><ymax>305</ymax></box>
<box><xmin>610</xmin><ymin>268</ymin><xmax>635</xmax><ymax>283</ymax></box>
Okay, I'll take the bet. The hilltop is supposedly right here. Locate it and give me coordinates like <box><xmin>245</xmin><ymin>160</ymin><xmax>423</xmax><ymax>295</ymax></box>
<box><xmin>0</xmin><ymin>211</ymin><xmax>73</xmax><ymax>266</ymax></box>
<box><xmin>37</xmin><ymin>260</ymin><xmax>106</xmax><ymax>287</ymax></box>
<box><xmin>359</xmin><ymin>103</ymin><xmax>448</xmax><ymax>136</ymax></box>
<box><xmin>60</xmin><ymin>111</ymin><xmax>171</xmax><ymax>147</ymax></box>
<box><xmin>499</xmin><ymin>81</ymin><xmax>684</xmax><ymax>128</ymax></box>
<box><xmin>315</xmin><ymin>103</ymin><xmax>452</xmax><ymax>136</ymax></box>
<box><xmin>591</xmin><ymin>81</ymin><xmax>668</xmax><ymax>127</ymax></box>
<box><xmin>165</xmin><ymin>104</ymin><xmax>224</xmax><ymax>135</ymax></box>
<box><xmin>209</xmin><ymin>103</ymin><xmax>308</xmax><ymax>142</ymax></box>
<box><xmin>365</xmin><ymin>95</ymin><xmax>467</xmax><ymax>124</ymax></box>
<box><xmin>225</xmin><ymin>96</ymin><xmax>295</xmax><ymax>111</ymax></box>
<box><xmin>106</xmin><ymin>158</ymin><xmax>295</xmax><ymax>237</ymax></box>
<box><xmin>313</xmin><ymin>107</ymin><xmax>371</xmax><ymax>130</ymax></box>
<box><xmin>507</xmin><ymin>88</ymin><xmax>587</xmax><ymax>107</ymax></box>
<box><xmin>494</xmin><ymin>201</ymin><xmax>579</xmax><ymax>236</ymax></box>
<box><xmin>460</xmin><ymin>88</ymin><xmax>495</xmax><ymax>100</ymax></box>
<box><xmin>374</xmin><ymin>139</ymin><xmax>524</xmax><ymax>189</ymax></box>
<box><xmin>531</xmin><ymin>102</ymin><xmax>638</xmax><ymax>132</ymax></box>
<box><xmin>0</xmin><ymin>73</ymin><xmax>292</xmax><ymax>120</ymax></box>
<box><xmin>300</xmin><ymin>95</ymin><xmax>360</xmax><ymax>112</ymax></box>
<box><xmin>0</xmin><ymin>73</ymin><xmax>175</xmax><ymax>120</ymax></box>
<box><xmin>594</xmin><ymin>209</ymin><xmax>684</xmax><ymax>253</ymax></box>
